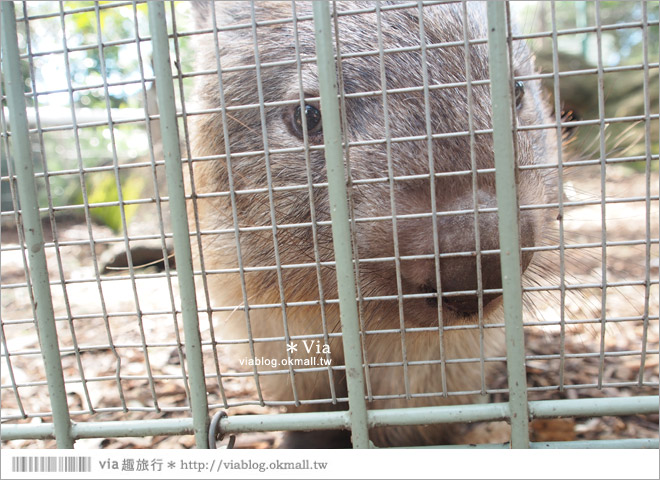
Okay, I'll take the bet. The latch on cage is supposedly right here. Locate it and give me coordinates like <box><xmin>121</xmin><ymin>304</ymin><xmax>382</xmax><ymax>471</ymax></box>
<box><xmin>208</xmin><ymin>410</ymin><xmax>236</xmax><ymax>449</ymax></box>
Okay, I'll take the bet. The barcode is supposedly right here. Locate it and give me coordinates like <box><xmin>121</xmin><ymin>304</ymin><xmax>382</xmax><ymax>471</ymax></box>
<box><xmin>11</xmin><ymin>456</ymin><xmax>91</xmax><ymax>473</ymax></box>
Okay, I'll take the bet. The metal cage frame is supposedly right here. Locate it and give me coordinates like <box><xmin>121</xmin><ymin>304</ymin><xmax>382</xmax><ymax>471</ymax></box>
<box><xmin>1</xmin><ymin>0</ymin><xmax>658</xmax><ymax>449</ymax></box>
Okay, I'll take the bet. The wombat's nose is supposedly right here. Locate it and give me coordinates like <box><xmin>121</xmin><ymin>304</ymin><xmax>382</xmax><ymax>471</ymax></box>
<box><xmin>399</xmin><ymin>191</ymin><xmax>535</xmax><ymax>316</ymax></box>
<box><xmin>435</xmin><ymin>206</ymin><xmax>503</xmax><ymax>315</ymax></box>
<box><xmin>439</xmin><ymin>246</ymin><xmax>502</xmax><ymax>315</ymax></box>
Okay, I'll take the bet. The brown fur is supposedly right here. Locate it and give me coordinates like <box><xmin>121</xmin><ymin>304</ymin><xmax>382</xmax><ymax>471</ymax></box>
<box><xmin>188</xmin><ymin>1</ymin><xmax>556</xmax><ymax>447</ymax></box>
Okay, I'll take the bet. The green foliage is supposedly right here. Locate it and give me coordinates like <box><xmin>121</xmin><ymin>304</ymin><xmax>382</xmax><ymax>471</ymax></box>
<box><xmin>626</xmin><ymin>159</ymin><xmax>660</xmax><ymax>174</ymax></box>
<box><xmin>3</xmin><ymin>2</ymin><xmax>175</xmax><ymax>232</ymax></box>
<box><xmin>84</xmin><ymin>171</ymin><xmax>146</xmax><ymax>232</ymax></box>
<box><xmin>525</xmin><ymin>1</ymin><xmax>659</xmax><ymax>164</ymax></box>
<box><xmin>62</xmin><ymin>1</ymin><xmax>150</xmax><ymax>109</ymax></box>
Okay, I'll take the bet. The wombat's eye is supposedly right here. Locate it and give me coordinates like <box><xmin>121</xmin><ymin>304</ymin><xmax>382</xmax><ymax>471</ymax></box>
<box><xmin>514</xmin><ymin>81</ymin><xmax>525</xmax><ymax>110</ymax></box>
<box><xmin>293</xmin><ymin>103</ymin><xmax>322</xmax><ymax>136</ymax></box>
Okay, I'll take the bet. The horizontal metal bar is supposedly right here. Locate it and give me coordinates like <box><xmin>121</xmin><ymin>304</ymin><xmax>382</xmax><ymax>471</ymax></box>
<box><xmin>529</xmin><ymin>439</ymin><xmax>659</xmax><ymax>449</ymax></box>
<box><xmin>370</xmin><ymin>395</ymin><xmax>659</xmax><ymax>429</ymax></box>
<box><xmin>1</xmin><ymin>418</ymin><xmax>194</xmax><ymax>441</ymax></box>
<box><xmin>4</xmin><ymin>396</ymin><xmax>656</xmax><ymax>441</ymax></box>
<box><xmin>402</xmin><ymin>439</ymin><xmax>659</xmax><ymax>449</ymax></box>
<box><xmin>222</xmin><ymin>410</ymin><xmax>350</xmax><ymax>433</ymax></box>
<box><xmin>529</xmin><ymin>396</ymin><xmax>659</xmax><ymax>419</ymax></box>
<box><xmin>369</xmin><ymin>403</ymin><xmax>510</xmax><ymax>427</ymax></box>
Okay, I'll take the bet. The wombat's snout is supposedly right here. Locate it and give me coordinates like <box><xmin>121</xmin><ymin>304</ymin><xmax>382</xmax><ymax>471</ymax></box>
<box><xmin>399</xmin><ymin>189</ymin><xmax>535</xmax><ymax>316</ymax></box>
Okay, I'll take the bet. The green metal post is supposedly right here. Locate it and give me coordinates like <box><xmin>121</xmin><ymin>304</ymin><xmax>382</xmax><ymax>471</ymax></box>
<box><xmin>147</xmin><ymin>1</ymin><xmax>209</xmax><ymax>448</ymax></box>
<box><xmin>1</xmin><ymin>1</ymin><xmax>74</xmax><ymax>449</ymax></box>
<box><xmin>312</xmin><ymin>0</ymin><xmax>370</xmax><ymax>448</ymax></box>
<box><xmin>486</xmin><ymin>2</ymin><xmax>530</xmax><ymax>448</ymax></box>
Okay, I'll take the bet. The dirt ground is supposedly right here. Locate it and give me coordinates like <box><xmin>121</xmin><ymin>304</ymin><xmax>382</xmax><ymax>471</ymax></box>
<box><xmin>1</xmin><ymin>164</ymin><xmax>658</xmax><ymax>449</ymax></box>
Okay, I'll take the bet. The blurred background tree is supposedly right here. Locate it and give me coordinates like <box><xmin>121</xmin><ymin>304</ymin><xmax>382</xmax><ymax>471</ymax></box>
<box><xmin>516</xmin><ymin>1</ymin><xmax>659</xmax><ymax>168</ymax></box>
<box><xmin>1</xmin><ymin>1</ymin><xmax>195</xmax><ymax>231</ymax></box>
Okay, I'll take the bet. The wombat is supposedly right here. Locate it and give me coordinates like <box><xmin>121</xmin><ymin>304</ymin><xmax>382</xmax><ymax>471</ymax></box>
<box><xmin>189</xmin><ymin>1</ymin><xmax>556</xmax><ymax>448</ymax></box>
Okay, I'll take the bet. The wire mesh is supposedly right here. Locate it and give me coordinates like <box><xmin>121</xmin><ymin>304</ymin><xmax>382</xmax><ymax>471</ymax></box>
<box><xmin>1</xmin><ymin>0</ymin><xmax>658</xmax><ymax>449</ymax></box>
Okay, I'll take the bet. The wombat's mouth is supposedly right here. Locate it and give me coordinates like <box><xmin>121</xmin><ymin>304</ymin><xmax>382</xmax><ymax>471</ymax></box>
<box><xmin>421</xmin><ymin>284</ymin><xmax>502</xmax><ymax>318</ymax></box>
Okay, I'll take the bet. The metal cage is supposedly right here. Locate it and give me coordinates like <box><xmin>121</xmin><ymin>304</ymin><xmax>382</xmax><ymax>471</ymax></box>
<box><xmin>1</xmin><ymin>0</ymin><xmax>658</xmax><ymax>449</ymax></box>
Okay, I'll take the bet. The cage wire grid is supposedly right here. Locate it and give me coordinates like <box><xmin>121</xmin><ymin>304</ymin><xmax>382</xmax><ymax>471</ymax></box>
<box><xmin>0</xmin><ymin>0</ymin><xmax>658</xmax><ymax>449</ymax></box>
